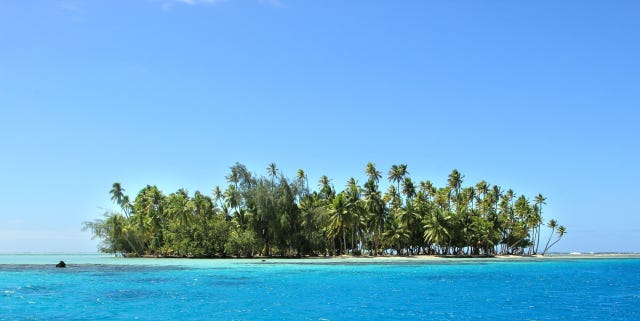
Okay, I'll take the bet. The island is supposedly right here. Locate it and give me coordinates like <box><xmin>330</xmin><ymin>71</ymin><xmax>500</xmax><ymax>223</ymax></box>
<box><xmin>83</xmin><ymin>162</ymin><xmax>565</xmax><ymax>258</ymax></box>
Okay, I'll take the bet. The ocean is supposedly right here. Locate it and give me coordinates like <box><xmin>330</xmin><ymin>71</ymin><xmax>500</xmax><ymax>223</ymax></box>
<box><xmin>1</xmin><ymin>254</ymin><xmax>639</xmax><ymax>320</ymax></box>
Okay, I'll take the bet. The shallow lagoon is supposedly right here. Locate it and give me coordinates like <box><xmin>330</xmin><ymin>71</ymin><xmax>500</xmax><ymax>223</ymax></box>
<box><xmin>1</xmin><ymin>254</ymin><xmax>639</xmax><ymax>320</ymax></box>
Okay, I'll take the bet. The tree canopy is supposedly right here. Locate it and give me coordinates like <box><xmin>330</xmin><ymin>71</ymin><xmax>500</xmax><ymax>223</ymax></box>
<box><xmin>83</xmin><ymin>162</ymin><xmax>565</xmax><ymax>257</ymax></box>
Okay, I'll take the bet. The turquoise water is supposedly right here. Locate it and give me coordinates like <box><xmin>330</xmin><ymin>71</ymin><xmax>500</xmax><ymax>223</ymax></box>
<box><xmin>1</xmin><ymin>255</ymin><xmax>639</xmax><ymax>320</ymax></box>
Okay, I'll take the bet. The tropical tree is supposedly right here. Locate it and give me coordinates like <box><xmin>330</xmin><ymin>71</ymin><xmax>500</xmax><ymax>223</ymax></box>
<box><xmin>543</xmin><ymin>224</ymin><xmax>566</xmax><ymax>255</ymax></box>
<box><xmin>534</xmin><ymin>193</ymin><xmax>547</xmax><ymax>254</ymax></box>
<box><xmin>365</xmin><ymin>162</ymin><xmax>382</xmax><ymax>183</ymax></box>
<box><xmin>384</xmin><ymin>215</ymin><xmax>410</xmax><ymax>255</ymax></box>
<box><xmin>296</xmin><ymin>169</ymin><xmax>309</xmax><ymax>199</ymax></box>
<box><xmin>108</xmin><ymin>182</ymin><xmax>141</xmax><ymax>255</ymax></box>
<box><xmin>388</xmin><ymin>164</ymin><xmax>408</xmax><ymax>199</ymax></box>
<box><xmin>423</xmin><ymin>208</ymin><xmax>451</xmax><ymax>254</ymax></box>
<box><xmin>327</xmin><ymin>193</ymin><xmax>349</xmax><ymax>255</ymax></box>
<box><xmin>363</xmin><ymin>163</ymin><xmax>386</xmax><ymax>255</ymax></box>
<box><xmin>267</xmin><ymin>162</ymin><xmax>278</xmax><ymax>188</ymax></box>
<box><xmin>447</xmin><ymin>169</ymin><xmax>464</xmax><ymax>212</ymax></box>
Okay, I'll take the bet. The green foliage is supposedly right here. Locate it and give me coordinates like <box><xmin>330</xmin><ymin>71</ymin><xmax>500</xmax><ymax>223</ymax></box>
<box><xmin>225</xmin><ymin>229</ymin><xmax>259</xmax><ymax>258</ymax></box>
<box><xmin>83</xmin><ymin>163</ymin><xmax>565</xmax><ymax>257</ymax></box>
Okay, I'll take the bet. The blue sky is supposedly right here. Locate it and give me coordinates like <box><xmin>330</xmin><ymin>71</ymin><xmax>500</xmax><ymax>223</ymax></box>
<box><xmin>1</xmin><ymin>1</ymin><xmax>639</xmax><ymax>253</ymax></box>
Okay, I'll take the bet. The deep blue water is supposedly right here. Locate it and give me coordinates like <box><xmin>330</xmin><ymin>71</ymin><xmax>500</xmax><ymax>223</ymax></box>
<box><xmin>1</xmin><ymin>256</ymin><xmax>639</xmax><ymax>320</ymax></box>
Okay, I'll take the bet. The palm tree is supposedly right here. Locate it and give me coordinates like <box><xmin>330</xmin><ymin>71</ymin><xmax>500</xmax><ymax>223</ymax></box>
<box><xmin>401</xmin><ymin>177</ymin><xmax>416</xmax><ymax>200</ymax></box>
<box><xmin>318</xmin><ymin>175</ymin><xmax>333</xmax><ymax>200</ymax></box>
<box><xmin>365</xmin><ymin>162</ymin><xmax>382</xmax><ymax>183</ymax></box>
<box><xmin>475</xmin><ymin>180</ymin><xmax>489</xmax><ymax>206</ymax></box>
<box><xmin>110</xmin><ymin>182</ymin><xmax>126</xmax><ymax>208</ymax></box>
<box><xmin>328</xmin><ymin>193</ymin><xmax>349</xmax><ymax>255</ymax></box>
<box><xmin>387</xmin><ymin>165</ymin><xmax>407</xmax><ymax>231</ymax></box>
<box><xmin>212</xmin><ymin>186</ymin><xmax>224</xmax><ymax>209</ymax></box>
<box><xmin>529</xmin><ymin>204</ymin><xmax>542</xmax><ymax>254</ymax></box>
<box><xmin>543</xmin><ymin>224</ymin><xmax>566</xmax><ymax>255</ymax></box>
<box><xmin>492</xmin><ymin>185</ymin><xmax>502</xmax><ymax>214</ymax></box>
<box><xmin>364</xmin><ymin>163</ymin><xmax>386</xmax><ymax>255</ymax></box>
<box><xmin>542</xmin><ymin>219</ymin><xmax>556</xmax><ymax>255</ymax></box>
<box><xmin>131</xmin><ymin>185</ymin><xmax>165</xmax><ymax>255</ymax></box>
<box><xmin>224</xmin><ymin>185</ymin><xmax>240</xmax><ymax>220</ymax></box>
<box><xmin>226</xmin><ymin>165</ymin><xmax>240</xmax><ymax>189</ymax></box>
<box><xmin>296</xmin><ymin>169</ymin><xmax>308</xmax><ymax>197</ymax></box>
<box><xmin>506</xmin><ymin>189</ymin><xmax>515</xmax><ymax>207</ymax></box>
<box><xmin>172</xmin><ymin>188</ymin><xmax>193</xmax><ymax>228</ymax></box>
<box><xmin>363</xmin><ymin>180</ymin><xmax>386</xmax><ymax>255</ymax></box>
<box><xmin>447</xmin><ymin>169</ymin><xmax>464</xmax><ymax>212</ymax></box>
<box><xmin>419</xmin><ymin>180</ymin><xmax>436</xmax><ymax>202</ymax></box>
<box><xmin>462</xmin><ymin>187</ymin><xmax>476</xmax><ymax>210</ymax></box>
<box><xmin>163</xmin><ymin>190</ymin><xmax>194</xmax><ymax>255</ymax></box>
<box><xmin>109</xmin><ymin>182</ymin><xmax>141</xmax><ymax>255</ymax></box>
<box><xmin>267</xmin><ymin>162</ymin><xmax>278</xmax><ymax>188</ymax></box>
<box><xmin>345</xmin><ymin>178</ymin><xmax>363</xmax><ymax>251</ymax></box>
<box><xmin>423</xmin><ymin>208</ymin><xmax>450</xmax><ymax>254</ymax></box>
<box><xmin>384</xmin><ymin>216</ymin><xmax>410</xmax><ymax>255</ymax></box>
<box><xmin>388</xmin><ymin>164</ymin><xmax>408</xmax><ymax>195</ymax></box>
<box><xmin>534</xmin><ymin>193</ymin><xmax>547</xmax><ymax>254</ymax></box>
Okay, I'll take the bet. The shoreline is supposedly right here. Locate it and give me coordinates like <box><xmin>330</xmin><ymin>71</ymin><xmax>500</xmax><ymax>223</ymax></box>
<box><xmin>2</xmin><ymin>252</ymin><xmax>640</xmax><ymax>266</ymax></box>
<box><xmin>298</xmin><ymin>253</ymin><xmax>640</xmax><ymax>261</ymax></box>
<box><xmin>103</xmin><ymin>252</ymin><xmax>640</xmax><ymax>261</ymax></box>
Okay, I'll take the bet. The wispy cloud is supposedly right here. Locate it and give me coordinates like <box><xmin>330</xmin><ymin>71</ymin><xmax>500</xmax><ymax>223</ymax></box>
<box><xmin>176</xmin><ymin>0</ymin><xmax>227</xmax><ymax>5</ymax></box>
<box><xmin>162</xmin><ymin>0</ymin><xmax>284</xmax><ymax>10</ymax></box>
<box><xmin>60</xmin><ymin>2</ymin><xmax>81</xmax><ymax>13</ymax></box>
<box><xmin>259</xmin><ymin>0</ymin><xmax>285</xmax><ymax>8</ymax></box>
<box><xmin>58</xmin><ymin>1</ymin><xmax>84</xmax><ymax>22</ymax></box>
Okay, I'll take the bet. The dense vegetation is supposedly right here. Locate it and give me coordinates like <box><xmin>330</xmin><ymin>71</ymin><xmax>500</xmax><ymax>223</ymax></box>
<box><xmin>83</xmin><ymin>163</ymin><xmax>565</xmax><ymax>257</ymax></box>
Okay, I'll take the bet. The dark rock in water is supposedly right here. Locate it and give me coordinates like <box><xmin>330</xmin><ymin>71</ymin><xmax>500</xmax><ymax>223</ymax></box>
<box><xmin>56</xmin><ymin>261</ymin><xmax>66</xmax><ymax>268</ymax></box>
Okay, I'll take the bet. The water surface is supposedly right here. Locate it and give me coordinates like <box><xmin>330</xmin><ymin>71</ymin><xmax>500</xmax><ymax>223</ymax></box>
<box><xmin>1</xmin><ymin>254</ymin><xmax>639</xmax><ymax>320</ymax></box>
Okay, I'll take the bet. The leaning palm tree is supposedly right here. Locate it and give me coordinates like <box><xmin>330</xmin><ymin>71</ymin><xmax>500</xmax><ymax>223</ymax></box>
<box><xmin>542</xmin><ymin>219</ymin><xmax>557</xmax><ymax>255</ymax></box>
<box><xmin>110</xmin><ymin>182</ymin><xmax>126</xmax><ymax>208</ymax></box>
<box><xmin>543</xmin><ymin>225</ymin><xmax>566</xmax><ymax>255</ymax></box>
